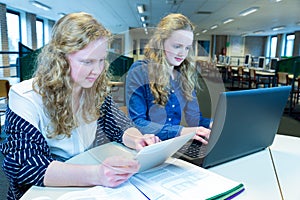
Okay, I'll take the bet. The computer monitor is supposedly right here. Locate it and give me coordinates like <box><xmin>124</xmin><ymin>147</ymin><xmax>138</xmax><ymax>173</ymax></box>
<box><xmin>218</xmin><ymin>55</ymin><xmax>224</xmax><ymax>64</ymax></box>
<box><xmin>270</xmin><ymin>58</ymin><xmax>279</xmax><ymax>70</ymax></box>
<box><xmin>244</xmin><ymin>54</ymin><xmax>251</xmax><ymax>67</ymax></box>
<box><xmin>225</xmin><ymin>56</ymin><xmax>230</xmax><ymax>65</ymax></box>
<box><xmin>258</xmin><ymin>57</ymin><xmax>265</xmax><ymax>69</ymax></box>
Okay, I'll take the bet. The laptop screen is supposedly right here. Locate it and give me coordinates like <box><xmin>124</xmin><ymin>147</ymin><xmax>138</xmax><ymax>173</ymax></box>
<box><xmin>202</xmin><ymin>86</ymin><xmax>291</xmax><ymax>168</ymax></box>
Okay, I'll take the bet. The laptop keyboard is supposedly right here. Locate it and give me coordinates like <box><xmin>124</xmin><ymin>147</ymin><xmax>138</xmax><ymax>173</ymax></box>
<box><xmin>177</xmin><ymin>140</ymin><xmax>207</xmax><ymax>158</ymax></box>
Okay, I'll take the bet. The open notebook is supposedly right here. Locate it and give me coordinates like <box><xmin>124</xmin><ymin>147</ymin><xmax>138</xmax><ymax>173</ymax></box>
<box><xmin>65</xmin><ymin>134</ymin><xmax>244</xmax><ymax>200</ymax></box>
<box><xmin>175</xmin><ymin>86</ymin><xmax>291</xmax><ymax>168</ymax></box>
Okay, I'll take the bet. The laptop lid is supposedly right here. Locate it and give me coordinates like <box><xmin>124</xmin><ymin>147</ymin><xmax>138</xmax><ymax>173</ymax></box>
<box><xmin>202</xmin><ymin>86</ymin><xmax>291</xmax><ymax>168</ymax></box>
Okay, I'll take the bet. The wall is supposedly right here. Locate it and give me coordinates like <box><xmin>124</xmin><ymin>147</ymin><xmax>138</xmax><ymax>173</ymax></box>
<box><xmin>244</xmin><ymin>36</ymin><xmax>266</xmax><ymax>57</ymax></box>
<box><xmin>294</xmin><ymin>31</ymin><xmax>300</xmax><ymax>56</ymax></box>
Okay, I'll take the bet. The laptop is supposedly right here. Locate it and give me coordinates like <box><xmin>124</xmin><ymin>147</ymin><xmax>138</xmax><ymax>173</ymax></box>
<box><xmin>66</xmin><ymin>131</ymin><xmax>195</xmax><ymax>172</ymax></box>
<box><xmin>174</xmin><ymin>86</ymin><xmax>291</xmax><ymax>168</ymax></box>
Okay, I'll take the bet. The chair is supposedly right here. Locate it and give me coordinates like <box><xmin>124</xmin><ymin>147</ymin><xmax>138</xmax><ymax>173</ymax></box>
<box><xmin>236</xmin><ymin>66</ymin><xmax>249</xmax><ymax>89</ymax></box>
<box><xmin>0</xmin><ymin>80</ymin><xmax>10</xmax><ymax>137</ymax></box>
<box><xmin>227</xmin><ymin>66</ymin><xmax>238</xmax><ymax>89</ymax></box>
<box><xmin>276</xmin><ymin>72</ymin><xmax>289</xmax><ymax>86</ymax></box>
<box><xmin>292</xmin><ymin>77</ymin><xmax>300</xmax><ymax>107</ymax></box>
<box><xmin>249</xmin><ymin>69</ymin><xmax>271</xmax><ymax>88</ymax></box>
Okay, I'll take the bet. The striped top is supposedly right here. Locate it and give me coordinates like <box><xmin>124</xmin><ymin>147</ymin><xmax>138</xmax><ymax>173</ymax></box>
<box><xmin>0</xmin><ymin>79</ymin><xmax>133</xmax><ymax>200</ymax></box>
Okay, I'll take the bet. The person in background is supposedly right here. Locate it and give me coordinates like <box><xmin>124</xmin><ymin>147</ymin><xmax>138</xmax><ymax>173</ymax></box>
<box><xmin>0</xmin><ymin>12</ymin><xmax>159</xmax><ymax>200</ymax></box>
<box><xmin>126</xmin><ymin>13</ymin><xmax>212</xmax><ymax>142</ymax></box>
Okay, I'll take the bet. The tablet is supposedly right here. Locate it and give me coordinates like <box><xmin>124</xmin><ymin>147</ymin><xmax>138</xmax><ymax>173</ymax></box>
<box><xmin>135</xmin><ymin>131</ymin><xmax>195</xmax><ymax>172</ymax></box>
<box><xmin>66</xmin><ymin>132</ymin><xmax>195</xmax><ymax>172</ymax></box>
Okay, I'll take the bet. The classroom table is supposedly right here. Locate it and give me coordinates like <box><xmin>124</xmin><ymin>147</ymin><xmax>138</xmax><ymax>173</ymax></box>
<box><xmin>270</xmin><ymin>134</ymin><xmax>300</xmax><ymax>200</ymax></box>
<box><xmin>20</xmin><ymin>134</ymin><xmax>298</xmax><ymax>200</ymax></box>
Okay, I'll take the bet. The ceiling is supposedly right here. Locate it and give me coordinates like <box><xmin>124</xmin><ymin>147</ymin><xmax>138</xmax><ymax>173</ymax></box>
<box><xmin>1</xmin><ymin>0</ymin><xmax>300</xmax><ymax>36</ymax></box>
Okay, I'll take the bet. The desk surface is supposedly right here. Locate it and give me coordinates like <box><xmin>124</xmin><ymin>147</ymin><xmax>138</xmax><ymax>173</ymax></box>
<box><xmin>21</xmin><ymin>134</ymin><xmax>298</xmax><ymax>200</ymax></box>
<box><xmin>271</xmin><ymin>134</ymin><xmax>300</xmax><ymax>200</ymax></box>
<box><xmin>209</xmin><ymin>148</ymin><xmax>281</xmax><ymax>200</ymax></box>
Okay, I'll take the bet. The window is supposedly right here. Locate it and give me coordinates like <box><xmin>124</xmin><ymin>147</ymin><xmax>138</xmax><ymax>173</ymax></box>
<box><xmin>6</xmin><ymin>10</ymin><xmax>20</xmax><ymax>65</ymax></box>
<box><xmin>139</xmin><ymin>39</ymin><xmax>148</xmax><ymax>55</ymax></box>
<box><xmin>284</xmin><ymin>34</ymin><xmax>294</xmax><ymax>57</ymax></box>
<box><xmin>269</xmin><ymin>36</ymin><xmax>277</xmax><ymax>58</ymax></box>
<box><xmin>36</xmin><ymin>18</ymin><xmax>44</xmax><ymax>48</ymax></box>
<box><xmin>197</xmin><ymin>40</ymin><xmax>210</xmax><ymax>56</ymax></box>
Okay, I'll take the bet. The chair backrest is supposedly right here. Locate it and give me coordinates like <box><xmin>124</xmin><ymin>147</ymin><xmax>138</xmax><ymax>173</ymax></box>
<box><xmin>249</xmin><ymin>68</ymin><xmax>256</xmax><ymax>80</ymax></box>
<box><xmin>0</xmin><ymin>80</ymin><xmax>10</xmax><ymax>98</ymax></box>
<box><xmin>277</xmin><ymin>72</ymin><xmax>289</xmax><ymax>85</ymax></box>
<box><xmin>237</xmin><ymin>66</ymin><xmax>244</xmax><ymax>76</ymax></box>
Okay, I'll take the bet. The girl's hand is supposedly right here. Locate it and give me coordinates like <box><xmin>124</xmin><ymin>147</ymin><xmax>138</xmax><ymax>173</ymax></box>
<box><xmin>135</xmin><ymin>134</ymin><xmax>161</xmax><ymax>151</ymax></box>
<box><xmin>97</xmin><ymin>156</ymin><xmax>140</xmax><ymax>187</ymax></box>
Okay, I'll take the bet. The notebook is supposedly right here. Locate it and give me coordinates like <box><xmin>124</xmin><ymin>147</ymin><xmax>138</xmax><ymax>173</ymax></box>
<box><xmin>174</xmin><ymin>86</ymin><xmax>291</xmax><ymax>168</ymax></box>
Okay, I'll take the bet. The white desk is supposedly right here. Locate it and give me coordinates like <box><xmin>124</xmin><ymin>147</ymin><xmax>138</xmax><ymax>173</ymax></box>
<box><xmin>209</xmin><ymin>148</ymin><xmax>282</xmax><ymax>200</ymax></box>
<box><xmin>270</xmin><ymin>134</ymin><xmax>300</xmax><ymax>200</ymax></box>
<box><xmin>21</xmin><ymin>135</ymin><xmax>298</xmax><ymax>200</ymax></box>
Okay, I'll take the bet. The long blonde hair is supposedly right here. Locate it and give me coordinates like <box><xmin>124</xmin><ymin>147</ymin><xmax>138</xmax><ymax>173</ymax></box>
<box><xmin>144</xmin><ymin>13</ymin><xmax>197</xmax><ymax>106</ymax></box>
<box><xmin>33</xmin><ymin>12</ymin><xmax>111</xmax><ymax>138</ymax></box>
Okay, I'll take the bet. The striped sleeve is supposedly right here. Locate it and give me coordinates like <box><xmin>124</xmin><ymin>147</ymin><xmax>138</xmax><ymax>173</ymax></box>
<box><xmin>94</xmin><ymin>96</ymin><xmax>134</xmax><ymax>145</ymax></box>
<box><xmin>0</xmin><ymin>108</ymin><xmax>53</xmax><ymax>200</ymax></box>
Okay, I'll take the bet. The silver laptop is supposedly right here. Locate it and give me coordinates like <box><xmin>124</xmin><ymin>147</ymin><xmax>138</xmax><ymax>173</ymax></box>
<box><xmin>174</xmin><ymin>86</ymin><xmax>291</xmax><ymax>168</ymax></box>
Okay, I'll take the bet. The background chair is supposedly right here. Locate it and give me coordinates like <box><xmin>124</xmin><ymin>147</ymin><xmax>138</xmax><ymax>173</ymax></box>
<box><xmin>277</xmin><ymin>72</ymin><xmax>289</xmax><ymax>86</ymax></box>
<box><xmin>248</xmin><ymin>68</ymin><xmax>269</xmax><ymax>88</ymax></box>
<box><xmin>236</xmin><ymin>66</ymin><xmax>249</xmax><ymax>89</ymax></box>
<box><xmin>292</xmin><ymin>77</ymin><xmax>300</xmax><ymax>107</ymax></box>
<box><xmin>0</xmin><ymin>80</ymin><xmax>10</xmax><ymax>138</ymax></box>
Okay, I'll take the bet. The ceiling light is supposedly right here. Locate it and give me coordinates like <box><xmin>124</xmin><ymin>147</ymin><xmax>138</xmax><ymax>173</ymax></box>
<box><xmin>142</xmin><ymin>23</ymin><xmax>147</xmax><ymax>28</ymax></box>
<box><xmin>239</xmin><ymin>7</ymin><xmax>259</xmax><ymax>16</ymax></box>
<box><xmin>272</xmin><ymin>26</ymin><xmax>285</xmax><ymax>31</ymax></box>
<box><xmin>30</xmin><ymin>0</ymin><xmax>51</xmax><ymax>11</ymax></box>
<box><xmin>223</xmin><ymin>18</ymin><xmax>234</xmax><ymax>24</ymax></box>
<box><xmin>253</xmin><ymin>30</ymin><xmax>264</xmax><ymax>34</ymax></box>
<box><xmin>202</xmin><ymin>29</ymin><xmax>207</xmax><ymax>33</ymax></box>
<box><xmin>137</xmin><ymin>5</ymin><xmax>144</xmax><ymax>14</ymax></box>
<box><xmin>140</xmin><ymin>16</ymin><xmax>146</xmax><ymax>22</ymax></box>
<box><xmin>210</xmin><ymin>25</ymin><xmax>218</xmax><ymax>30</ymax></box>
<box><xmin>58</xmin><ymin>13</ymin><xmax>66</xmax><ymax>17</ymax></box>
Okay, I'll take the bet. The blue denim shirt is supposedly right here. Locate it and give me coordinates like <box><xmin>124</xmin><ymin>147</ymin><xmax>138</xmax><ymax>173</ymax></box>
<box><xmin>126</xmin><ymin>60</ymin><xmax>211</xmax><ymax>140</ymax></box>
